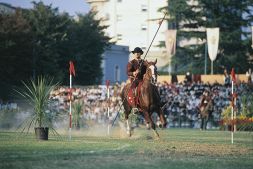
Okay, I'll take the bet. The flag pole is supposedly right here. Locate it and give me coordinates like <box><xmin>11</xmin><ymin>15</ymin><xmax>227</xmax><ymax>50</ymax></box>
<box><xmin>106</xmin><ymin>80</ymin><xmax>110</xmax><ymax>136</ymax></box>
<box><xmin>69</xmin><ymin>73</ymin><xmax>72</xmax><ymax>141</ymax></box>
<box><xmin>234</xmin><ymin>95</ymin><xmax>237</xmax><ymax>132</ymax></box>
<box><xmin>231</xmin><ymin>80</ymin><xmax>234</xmax><ymax>144</ymax></box>
<box><xmin>68</xmin><ymin>60</ymin><xmax>75</xmax><ymax>141</ymax></box>
<box><xmin>230</xmin><ymin>67</ymin><xmax>236</xmax><ymax>144</ymax></box>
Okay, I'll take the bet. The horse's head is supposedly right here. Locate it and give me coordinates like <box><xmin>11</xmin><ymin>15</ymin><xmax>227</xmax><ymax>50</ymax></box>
<box><xmin>143</xmin><ymin>59</ymin><xmax>158</xmax><ymax>84</ymax></box>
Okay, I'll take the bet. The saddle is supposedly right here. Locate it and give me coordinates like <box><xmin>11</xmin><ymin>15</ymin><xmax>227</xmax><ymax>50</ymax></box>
<box><xmin>127</xmin><ymin>81</ymin><xmax>143</xmax><ymax>107</ymax></box>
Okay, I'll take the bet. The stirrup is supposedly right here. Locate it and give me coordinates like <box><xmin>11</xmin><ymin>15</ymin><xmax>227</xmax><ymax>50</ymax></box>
<box><xmin>131</xmin><ymin>107</ymin><xmax>139</xmax><ymax>114</ymax></box>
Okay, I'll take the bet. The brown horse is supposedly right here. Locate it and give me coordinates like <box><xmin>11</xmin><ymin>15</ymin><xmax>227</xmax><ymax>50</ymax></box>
<box><xmin>121</xmin><ymin>60</ymin><xmax>167</xmax><ymax>138</ymax></box>
<box><xmin>199</xmin><ymin>96</ymin><xmax>213</xmax><ymax>130</ymax></box>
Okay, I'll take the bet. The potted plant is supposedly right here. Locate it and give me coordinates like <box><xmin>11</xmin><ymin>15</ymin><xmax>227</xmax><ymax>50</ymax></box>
<box><xmin>16</xmin><ymin>76</ymin><xmax>59</xmax><ymax>140</ymax></box>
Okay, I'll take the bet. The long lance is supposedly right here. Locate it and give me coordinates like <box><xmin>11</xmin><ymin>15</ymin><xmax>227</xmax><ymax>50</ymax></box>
<box><xmin>139</xmin><ymin>12</ymin><xmax>167</xmax><ymax>70</ymax></box>
<box><xmin>111</xmin><ymin>12</ymin><xmax>167</xmax><ymax>127</ymax></box>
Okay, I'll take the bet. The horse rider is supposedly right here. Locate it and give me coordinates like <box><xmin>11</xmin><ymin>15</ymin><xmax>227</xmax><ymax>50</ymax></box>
<box><xmin>127</xmin><ymin>47</ymin><xmax>148</xmax><ymax>113</ymax></box>
<box><xmin>198</xmin><ymin>90</ymin><xmax>212</xmax><ymax>130</ymax></box>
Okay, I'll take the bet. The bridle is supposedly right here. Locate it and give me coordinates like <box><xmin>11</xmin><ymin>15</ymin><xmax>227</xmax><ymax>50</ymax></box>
<box><xmin>149</xmin><ymin>64</ymin><xmax>158</xmax><ymax>84</ymax></box>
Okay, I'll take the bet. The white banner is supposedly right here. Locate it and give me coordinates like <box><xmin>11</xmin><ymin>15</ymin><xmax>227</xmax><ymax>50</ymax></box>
<box><xmin>206</xmin><ymin>28</ymin><xmax>219</xmax><ymax>61</ymax></box>
<box><xmin>251</xmin><ymin>26</ymin><xmax>253</xmax><ymax>48</ymax></box>
<box><xmin>165</xmin><ymin>30</ymin><xmax>177</xmax><ymax>56</ymax></box>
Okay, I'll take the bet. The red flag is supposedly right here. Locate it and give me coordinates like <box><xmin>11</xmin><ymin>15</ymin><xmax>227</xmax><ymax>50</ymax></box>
<box><xmin>69</xmin><ymin>61</ymin><xmax>75</xmax><ymax>76</ymax></box>
<box><xmin>231</xmin><ymin>68</ymin><xmax>236</xmax><ymax>82</ymax></box>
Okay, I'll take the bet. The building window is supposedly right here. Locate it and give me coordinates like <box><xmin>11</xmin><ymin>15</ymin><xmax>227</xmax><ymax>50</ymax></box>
<box><xmin>141</xmin><ymin>5</ymin><xmax>147</xmax><ymax>12</ymax></box>
<box><xmin>117</xmin><ymin>15</ymin><xmax>122</xmax><ymax>21</ymax></box>
<box><xmin>117</xmin><ymin>34</ymin><xmax>122</xmax><ymax>40</ymax></box>
<box><xmin>117</xmin><ymin>0</ymin><xmax>122</xmax><ymax>3</ymax></box>
<box><xmin>101</xmin><ymin>58</ymin><xmax>106</xmax><ymax>83</ymax></box>
<box><xmin>104</xmin><ymin>13</ymin><xmax>110</xmax><ymax>20</ymax></box>
<box><xmin>91</xmin><ymin>6</ymin><xmax>97</xmax><ymax>12</ymax></box>
<box><xmin>141</xmin><ymin>24</ymin><xmax>147</xmax><ymax>31</ymax></box>
<box><xmin>114</xmin><ymin>65</ymin><xmax>120</xmax><ymax>82</ymax></box>
<box><xmin>141</xmin><ymin>47</ymin><xmax>146</xmax><ymax>50</ymax></box>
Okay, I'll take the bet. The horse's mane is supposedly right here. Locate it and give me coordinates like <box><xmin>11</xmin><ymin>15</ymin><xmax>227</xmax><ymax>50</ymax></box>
<box><xmin>143</xmin><ymin>60</ymin><xmax>157</xmax><ymax>82</ymax></box>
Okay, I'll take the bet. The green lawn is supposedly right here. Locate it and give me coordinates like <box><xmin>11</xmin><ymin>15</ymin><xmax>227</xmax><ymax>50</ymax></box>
<box><xmin>0</xmin><ymin>128</ymin><xmax>252</xmax><ymax>169</ymax></box>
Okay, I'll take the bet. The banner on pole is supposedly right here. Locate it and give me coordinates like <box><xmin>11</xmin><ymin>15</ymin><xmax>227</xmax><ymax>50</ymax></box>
<box><xmin>206</xmin><ymin>28</ymin><xmax>219</xmax><ymax>61</ymax></box>
<box><xmin>251</xmin><ymin>26</ymin><xmax>253</xmax><ymax>48</ymax></box>
<box><xmin>69</xmin><ymin>61</ymin><xmax>75</xmax><ymax>76</ymax></box>
<box><xmin>165</xmin><ymin>29</ymin><xmax>177</xmax><ymax>56</ymax></box>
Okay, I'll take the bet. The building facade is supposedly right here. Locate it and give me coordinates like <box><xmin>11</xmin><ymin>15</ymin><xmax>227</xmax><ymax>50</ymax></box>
<box><xmin>86</xmin><ymin>0</ymin><xmax>169</xmax><ymax>68</ymax></box>
<box><xmin>0</xmin><ymin>3</ymin><xmax>16</xmax><ymax>14</ymax></box>
<box><xmin>101</xmin><ymin>45</ymin><xmax>129</xmax><ymax>84</ymax></box>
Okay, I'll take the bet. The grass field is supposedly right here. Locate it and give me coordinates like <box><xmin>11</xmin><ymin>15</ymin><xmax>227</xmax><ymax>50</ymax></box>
<box><xmin>0</xmin><ymin>128</ymin><xmax>252</xmax><ymax>169</ymax></box>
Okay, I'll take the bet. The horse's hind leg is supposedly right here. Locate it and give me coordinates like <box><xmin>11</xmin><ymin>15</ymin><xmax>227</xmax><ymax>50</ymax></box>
<box><xmin>158</xmin><ymin>108</ymin><xmax>167</xmax><ymax>128</ymax></box>
<box><xmin>143</xmin><ymin>118</ymin><xmax>150</xmax><ymax>130</ymax></box>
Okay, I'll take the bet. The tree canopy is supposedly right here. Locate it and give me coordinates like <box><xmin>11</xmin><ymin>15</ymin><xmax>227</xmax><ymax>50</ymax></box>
<box><xmin>0</xmin><ymin>2</ymin><xmax>110</xmax><ymax>99</ymax></box>
<box><xmin>162</xmin><ymin>0</ymin><xmax>253</xmax><ymax>74</ymax></box>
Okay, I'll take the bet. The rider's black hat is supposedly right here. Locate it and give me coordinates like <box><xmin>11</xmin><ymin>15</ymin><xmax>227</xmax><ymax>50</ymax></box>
<box><xmin>131</xmin><ymin>47</ymin><xmax>144</xmax><ymax>55</ymax></box>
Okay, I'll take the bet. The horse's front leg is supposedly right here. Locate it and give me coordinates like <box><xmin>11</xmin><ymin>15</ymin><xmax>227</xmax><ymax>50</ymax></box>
<box><xmin>146</xmin><ymin>122</ymin><xmax>151</xmax><ymax>130</ymax></box>
<box><xmin>126</xmin><ymin>118</ymin><xmax>131</xmax><ymax>136</ymax></box>
<box><xmin>143</xmin><ymin>111</ymin><xmax>159</xmax><ymax>139</ymax></box>
<box><xmin>124</xmin><ymin>112</ymin><xmax>132</xmax><ymax>137</ymax></box>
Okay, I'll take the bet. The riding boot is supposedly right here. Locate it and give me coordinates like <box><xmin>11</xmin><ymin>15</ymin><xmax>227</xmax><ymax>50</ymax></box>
<box><xmin>131</xmin><ymin>107</ymin><xmax>139</xmax><ymax>114</ymax></box>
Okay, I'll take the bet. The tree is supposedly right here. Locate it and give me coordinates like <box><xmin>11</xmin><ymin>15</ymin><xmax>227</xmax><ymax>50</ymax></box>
<box><xmin>0</xmin><ymin>2</ymin><xmax>111</xmax><ymax>99</ymax></box>
<box><xmin>62</xmin><ymin>12</ymin><xmax>110</xmax><ymax>85</ymax></box>
<box><xmin>23</xmin><ymin>2</ymin><xmax>70</xmax><ymax>81</ymax></box>
<box><xmin>163</xmin><ymin>0</ymin><xmax>253</xmax><ymax>74</ymax></box>
<box><xmin>0</xmin><ymin>9</ymin><xmax>33</xmax><ymax>99</ymax></box>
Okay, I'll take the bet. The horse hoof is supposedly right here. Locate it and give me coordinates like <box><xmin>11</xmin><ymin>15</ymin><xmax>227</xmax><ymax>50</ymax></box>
<box><xmin>127</xmin><ymin>131</ymin><xmax>131</xmax><ymax>137</ymax></box>
<box><xmin>154</xmin><ymin>136</ymin><xmax>160</xmax><ymax>141</ymax></box>
<box><xmin>152</xmin><ymin>130</ymin><xmax>160</xmax><ymax>138</ymax></box>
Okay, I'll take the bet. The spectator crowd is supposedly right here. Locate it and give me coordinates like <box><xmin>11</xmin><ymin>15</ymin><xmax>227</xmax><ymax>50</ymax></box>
<box><xmin>48</xmin><ymin>76</ymin><xmax>252</xmax><ymax>129</ymax></box>
<box><xmin>1</xmin><ymin>72</ymin><xmax>252</xmax><ymax>129</ymax></box>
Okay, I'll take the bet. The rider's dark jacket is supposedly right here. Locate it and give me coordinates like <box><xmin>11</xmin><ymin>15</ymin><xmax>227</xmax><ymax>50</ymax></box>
<box><xmin>127</xmin><ymin>59</ymin><xmax>147</xmax><ymax>82</ymax></box>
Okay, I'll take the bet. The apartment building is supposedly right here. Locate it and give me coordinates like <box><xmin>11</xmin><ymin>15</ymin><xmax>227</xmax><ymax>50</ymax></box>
<box><xmin>86</xmin><ymin>0</ymin><xmax>168</xmax><ymax>67</ymax></box>
<box><xmin>0</xmin><ymin>3</ymin><xmax>16</xmax><ymax>14</ymax></box>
